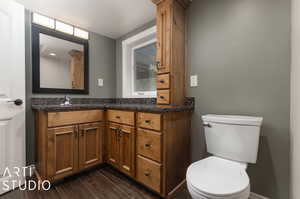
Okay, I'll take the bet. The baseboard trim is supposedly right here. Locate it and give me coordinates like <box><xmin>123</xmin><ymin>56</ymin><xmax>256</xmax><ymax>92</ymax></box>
<box><xmin>0</xmin><ymin>175</ymin><xmax>25</xmax><ymax>195</ymax></box>
<box><xmin>25</xmin><ymin>165</ymin><xmax>35</xmax><ymax>178</ymax></box>
<box><xmin>249</xmin><ymin>192</ymin><xmax>270</xmax><ymax>199</ymax></box>
<box><xmin>167</xmin><ymin>179</ymin><xmax>186</xmax><ymax>198</ymax></box>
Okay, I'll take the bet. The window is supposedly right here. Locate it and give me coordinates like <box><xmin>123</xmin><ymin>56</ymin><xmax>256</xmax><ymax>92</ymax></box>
<box><xmin>122</xmin><ymin>26</ymin><xmax>157</xmax><ymax>98</ymax></box>
<box><xmin>32</xmin><ymin>13</ymin><xmax>89</xmax><ymax>40</ymax></box>
<box><xmin>133</xmin><ymin>42</ymin><xmax>156</xmax><ymax>96</ymax></box>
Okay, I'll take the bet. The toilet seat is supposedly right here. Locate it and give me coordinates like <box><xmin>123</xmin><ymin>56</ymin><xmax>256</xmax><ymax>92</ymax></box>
<box><xmin>187</xmin><ymin>181</ymin><xmax>250</xmax><ymax>199</ymax></box>
<box><xmin>186</xmin><ymin>156</ymin><xmax>250</xmax><ymax>198</ymax></box>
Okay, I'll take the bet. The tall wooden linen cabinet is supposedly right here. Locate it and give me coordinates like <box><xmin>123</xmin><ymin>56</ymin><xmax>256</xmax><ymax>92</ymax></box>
<box><xmin>152</xmin><ymin>0</ymin><xmax>190</xmax><ymax>105</ymax></box>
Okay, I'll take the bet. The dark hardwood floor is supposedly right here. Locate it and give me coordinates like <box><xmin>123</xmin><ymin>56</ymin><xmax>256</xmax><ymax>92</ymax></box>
<box><xmin>0</xmin><ymin>166</ymin><xmax>192</xmax><ymax>199</ymax></box>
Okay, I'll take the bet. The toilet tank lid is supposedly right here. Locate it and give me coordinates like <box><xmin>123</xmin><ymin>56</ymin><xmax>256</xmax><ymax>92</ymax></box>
<box><xmin>202</xmin><ymin>115</ymin><xmax>263</xmax><ymax>126</ymax></box>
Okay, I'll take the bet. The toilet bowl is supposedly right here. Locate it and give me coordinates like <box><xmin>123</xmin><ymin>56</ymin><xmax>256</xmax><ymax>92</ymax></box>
<box><xmin>186</xmin><ymin>115</ymin><xmax>263</xmax><ymax>199</ymax></box>
<box><xmin>186</xmin><ymin>156</ymin><xmax>250</xmax><ymax>199</ymax></box>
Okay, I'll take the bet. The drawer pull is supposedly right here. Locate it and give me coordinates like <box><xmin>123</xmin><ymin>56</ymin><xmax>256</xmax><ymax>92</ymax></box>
<box><xmin>144</xmin><ymin>171</ymin><xmax>151</xmax><ymax>177</ymax></box>
<box><xmin>159</xmin><ymin>80</ymin><xmax>165</xmax><ymax>83</ymax></box>
<box><xmin>155</xmin><ymin>61</ymin><xmax>161</xmax><ymax>70</ymax></box>
<box><xmin>159</xmin><ymin>96</ymin><xmax>164</xmax><ymax>99</ymax></box>
<box><xmin>145</xmin><ymin>120</ymin><xmax>151</xmax><ymax>123</ymax></box>
<box><xmin>116</xmin><ymin>116</ymin><xmax>121</xmax><ymax>119</ymax></box>
<box><xmin>118</xmin><ymin>129</ymin><xmax>123</xmax><ymax>137</ymax></box>
<box><xmin>145</xmin><ymin>143</ymin><xmax>152</xmax><ymax>148</ymax></box>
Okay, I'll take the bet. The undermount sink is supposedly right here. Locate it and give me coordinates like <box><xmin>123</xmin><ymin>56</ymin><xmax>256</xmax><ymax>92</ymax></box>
<box><xmin>60</xmin><ymin>103</ymin><xmax>73</xmax><ymax>107</ymax></box>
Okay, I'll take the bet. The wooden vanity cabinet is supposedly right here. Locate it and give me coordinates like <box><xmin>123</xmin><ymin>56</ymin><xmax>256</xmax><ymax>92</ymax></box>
<box><xmin>107</xmin><ymin>123</ymin><xmax>136</xmax><ymax>177</ymax></box>
<box><xmin>78</xmin><ymin>122</ymin><xmax>104</xmax><ymax>170</ymax></box>
<box><xmin>106</xmin><ymin>110</ymin><xmax>135</xmax><ymax>177</ymax></box>
<box><xmin>36</xmin><ymin>108</ymin><xmax>192</xmax><ymax>198</ymax></box>
<box><xmin>119</xmin><ymin>125</ymin><xmax>135</xmax><ymax>176</ymax></box>
<box><xmin>47</xmin><ymin>125</ymin><xmax>78</xmax><ymax>180</ymax></box>
<box><xmin>106</xmin><ymin>123</ymin><xmax>120</xmax><ymax>168</ymax></box>
<box><xmin>35</xmin><ymin>110</ymin><xmax>104</xmax><ymax>181</ymax></box>
<box><xmin>136</xmin><ymin>111</ymin><xmax>192</xmax><ymax>198</ymax></box>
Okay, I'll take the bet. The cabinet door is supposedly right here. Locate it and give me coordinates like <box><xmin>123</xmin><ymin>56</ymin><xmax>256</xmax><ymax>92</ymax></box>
<box><xmin>47</xmin><ymin>125</ymin><xmax>78</xmax><ymax>181</ymax></box>
<box><xmin>156</xmin><ymin>1</ymin><xmax>171</xmax><ymax>74</ymax></box>
<box><xmin>78</xmin><ymin>122</ymin><xmax>103</xmax><ymax>170</ymax></box>
<box><xmin>119</xmin><ymin>125</ymin><xmax>135</xmax><ymax>177</ymax></box>
<box><xmin>107</xmin><ymin>123</ymin><xmax>120</xmax><ymax>168</ymax></box>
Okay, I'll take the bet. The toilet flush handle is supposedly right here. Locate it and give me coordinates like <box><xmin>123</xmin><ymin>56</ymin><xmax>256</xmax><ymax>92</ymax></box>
<box><xmin>203</xmin><ymin>123</ymin><xmax>212</xmax><ymax>128</ymax></box>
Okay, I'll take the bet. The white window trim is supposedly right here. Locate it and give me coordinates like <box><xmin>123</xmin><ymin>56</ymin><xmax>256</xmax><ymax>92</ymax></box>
<box><xmin>122</xmin><ymin>26</ymin><xmax>157</xmax><ymax>98</ymax></box>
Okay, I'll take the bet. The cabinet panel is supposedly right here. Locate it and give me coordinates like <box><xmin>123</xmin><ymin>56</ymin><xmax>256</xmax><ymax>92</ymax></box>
<box><xmin>79</xmin><ymin>122</ymin><xmax>103</xmax><ymax>170</ymax></box>
<box><xmin>157</xmin><ymin>89</ymin><xmax>170</xmax><ymax>105</ymax></box>
<box><xmin>137</xmin><ymin>112</ymin><xmax>162</xmax><ymax>131</ymax></box>
<box><xmin>107</xmin><ymin>110</ymin><xmax>135</xmax><ymax>126</ymax></box>
<box><xmin>137</xmin><ymin>128</ymin><xmax>162</xmax><ymax>162</ymax></box>
<box><xmin>107</xmin><ymin>123</ymin><xmax>120</xmax><ymax>168</ymax></box>
<box><xmin>48</xmin><ymin>110</ymin><xmax>103</xmax><ymax>127</ymax></box>
<box><xmin>136</xmin><ymin>155</ymin><xmax>162</xmax><ymax>193</ymax></box>
<box><xmin>119</xmin><ymin>125</ymin><xmax>135</xmax><ymax>177</ymax></box>
<box><xmin>47</xmin><ymin>125</ymin><xmax>78</xmax><ymax>180</ymax></box>
<box><xmin>157</xmin><ymin>73</ymin><xmax>170</xmax><ymax>89</ymax></box>
<box><xmin>156</xmin><ymin>1</ymin><xmax>171</xmax><ymax>74</ymax></box>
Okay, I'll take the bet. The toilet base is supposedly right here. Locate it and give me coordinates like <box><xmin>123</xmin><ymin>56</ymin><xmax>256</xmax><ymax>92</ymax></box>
<box><xmin>187</xmin><ymin>182</ymin><xmax>250</xmax><ymax>199</ymax></box>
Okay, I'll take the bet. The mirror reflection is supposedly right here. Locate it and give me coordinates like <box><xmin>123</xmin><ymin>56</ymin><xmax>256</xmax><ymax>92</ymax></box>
<box><xmin>39</xmin><ymin>33</ymin><xmax>85</xmax><ymax>89</ymax></box>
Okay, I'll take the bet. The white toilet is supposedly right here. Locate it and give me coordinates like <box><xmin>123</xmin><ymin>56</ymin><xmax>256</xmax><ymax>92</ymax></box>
<box><xmin>186</xmin><ymin>115</ymin><xmax>263</xmax><ymax>199</ymax></box>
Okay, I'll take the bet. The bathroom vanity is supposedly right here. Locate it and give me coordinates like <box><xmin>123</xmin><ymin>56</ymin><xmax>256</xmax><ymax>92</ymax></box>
<box><xmin>31</xmin><ymin>0</ymin><xmax>193</xmax><ymax>197</ymax></box>
<box><xmin>33</xmin><ymin>99</ymin><xmax>193</xmax><ymax>198</ymax></box>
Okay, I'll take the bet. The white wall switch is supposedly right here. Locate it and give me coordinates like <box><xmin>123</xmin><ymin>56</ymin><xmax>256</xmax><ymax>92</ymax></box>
<box><xmin>190</xmin><ymin>75</ymin><xmax>198</xmax><ymax>87</ymax></box>
<box><xmin>97</xmin><ymin>78</ymin><xmax>104</xmax><ymax>87</ymax></box>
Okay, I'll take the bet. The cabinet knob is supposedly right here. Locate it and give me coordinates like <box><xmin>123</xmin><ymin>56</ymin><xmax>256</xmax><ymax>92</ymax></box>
<box><xmin>159</xmin><ymin>80</ymin><xmax>165</xmax><ymax>84</ymax></box>
<box><xmin>145</xmin><ymin>143</ymin><xmax>151</xmax><ymax>148</ymax></box>
<box><xmin>116</xmin><ymin>116</ymin><xmax>121</xmax><ymax>119</ymax></box>
<box><xmin>144</xmin><ymin>171</ymin><xmax>151</xmax><ymax>177</ymax></box>
<box><xmin>159</xmin><ymin>96</ymin><xmax>165</xmax><ymax>99</ymax></box>
<box><xmin>145</xmin><ymin>120</ymin><xmax>151</xmax><ymax>124</ymax></box>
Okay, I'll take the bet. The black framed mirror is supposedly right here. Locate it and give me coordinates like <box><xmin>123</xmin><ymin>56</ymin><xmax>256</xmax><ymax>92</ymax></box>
<box><xmin>32</xmin><ymin>24</ymin><xmax>89</xmax><ymax>94</ymax></box>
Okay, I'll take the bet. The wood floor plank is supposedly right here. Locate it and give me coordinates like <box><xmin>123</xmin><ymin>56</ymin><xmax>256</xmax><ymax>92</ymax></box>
<box><xmin>99</xmin><ymin>167</ymin><xmax>158</xmax><ymax>199</ymax></box>
<box><xmin>0</xmin><ymin>166</ymin><xmax>191</xmax><ymax>199</ymax></box>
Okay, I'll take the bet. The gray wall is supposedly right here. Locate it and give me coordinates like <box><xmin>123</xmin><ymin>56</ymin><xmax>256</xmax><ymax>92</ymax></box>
<box><xmin>186</xmin><ymin>0</ymin><xmax>290</xmax><ymax>198</ymax></box>
<box><xmin>25</xmin><ymin>10</ymin><xmax>116</xmax><ymax>164</ymax></box>
<box><xmin>115</xmin><ymin>20</ymin><xmax>156</xmax><ymax>97</ymax></box>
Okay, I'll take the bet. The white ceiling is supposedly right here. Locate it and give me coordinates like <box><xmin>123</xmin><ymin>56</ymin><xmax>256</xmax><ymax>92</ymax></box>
<box><xmin>15</xmin><ymin>0</ymin><xmax>156</xmax><ymax>39</ymax></box>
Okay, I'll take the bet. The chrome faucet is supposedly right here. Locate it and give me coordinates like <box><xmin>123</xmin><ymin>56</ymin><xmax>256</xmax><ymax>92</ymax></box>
<box><xmin>61</xmin><ymin>96</ymin><xmax>72</xmax><ymax>106</ymax></box>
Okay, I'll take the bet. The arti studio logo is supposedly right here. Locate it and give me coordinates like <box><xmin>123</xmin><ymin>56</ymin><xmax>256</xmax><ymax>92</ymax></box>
<box><xmin>2</xmin><ymin>167</ymin><xmax>51</xmax><ymax>191</ymax></box>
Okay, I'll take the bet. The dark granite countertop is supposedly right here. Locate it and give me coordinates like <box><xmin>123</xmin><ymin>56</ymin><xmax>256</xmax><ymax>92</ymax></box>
<box><xmin>31</xmin><ymin>97</ymin><xmax>195</xmax><ymax>113</ymax></box>
<box><xmin>31</xmin><ymin>103</ymin><xmax>194</xmax><ymax>113</ymax></box>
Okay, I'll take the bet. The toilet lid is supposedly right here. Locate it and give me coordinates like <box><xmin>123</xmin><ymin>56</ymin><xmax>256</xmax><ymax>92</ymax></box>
<box><xmin>186</xmin><ymin>156</ymin><xmax>249</xmax><ymax>197</ymax></box>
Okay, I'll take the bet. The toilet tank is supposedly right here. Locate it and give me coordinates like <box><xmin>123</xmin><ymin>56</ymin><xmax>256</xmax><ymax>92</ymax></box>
<box><xmin>202</xmin><ymin>115</ymin><xmax>263</xmax><ymax>164</ymax></box>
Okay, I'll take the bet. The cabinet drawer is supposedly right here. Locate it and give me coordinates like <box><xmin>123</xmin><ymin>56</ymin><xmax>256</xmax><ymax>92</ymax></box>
<box><xmin>137</xmin><ymin>129</ymin><xmax>162</xmax><ymax>162</ymax></box>
<box><xmin>157</xmin><ymin>90</ymin><xmax>170</xmax><ymax>104</ymax></box>
<box><xmin>107</xmin><ymin>110</ymin><xmax>135</xmax><ymax>126</ymax></box>
<box><xmin>157</xmin><ymin>73</ymin><xmax>170</xmax><ymax>89</ymax></box>
<box><xmin>48</xmin><ymin>110</ymin><xmax>104</xmax><ymax>127</ymax></box>
<box><xmin>136</xmin><ymin>155</ymin><xmax>162</xmax><ymax>193</ymax></box>
<box><xmin>137</xmin><ymin>113</ymin><xmax>161</xmax><ymax>131</ymax></box>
